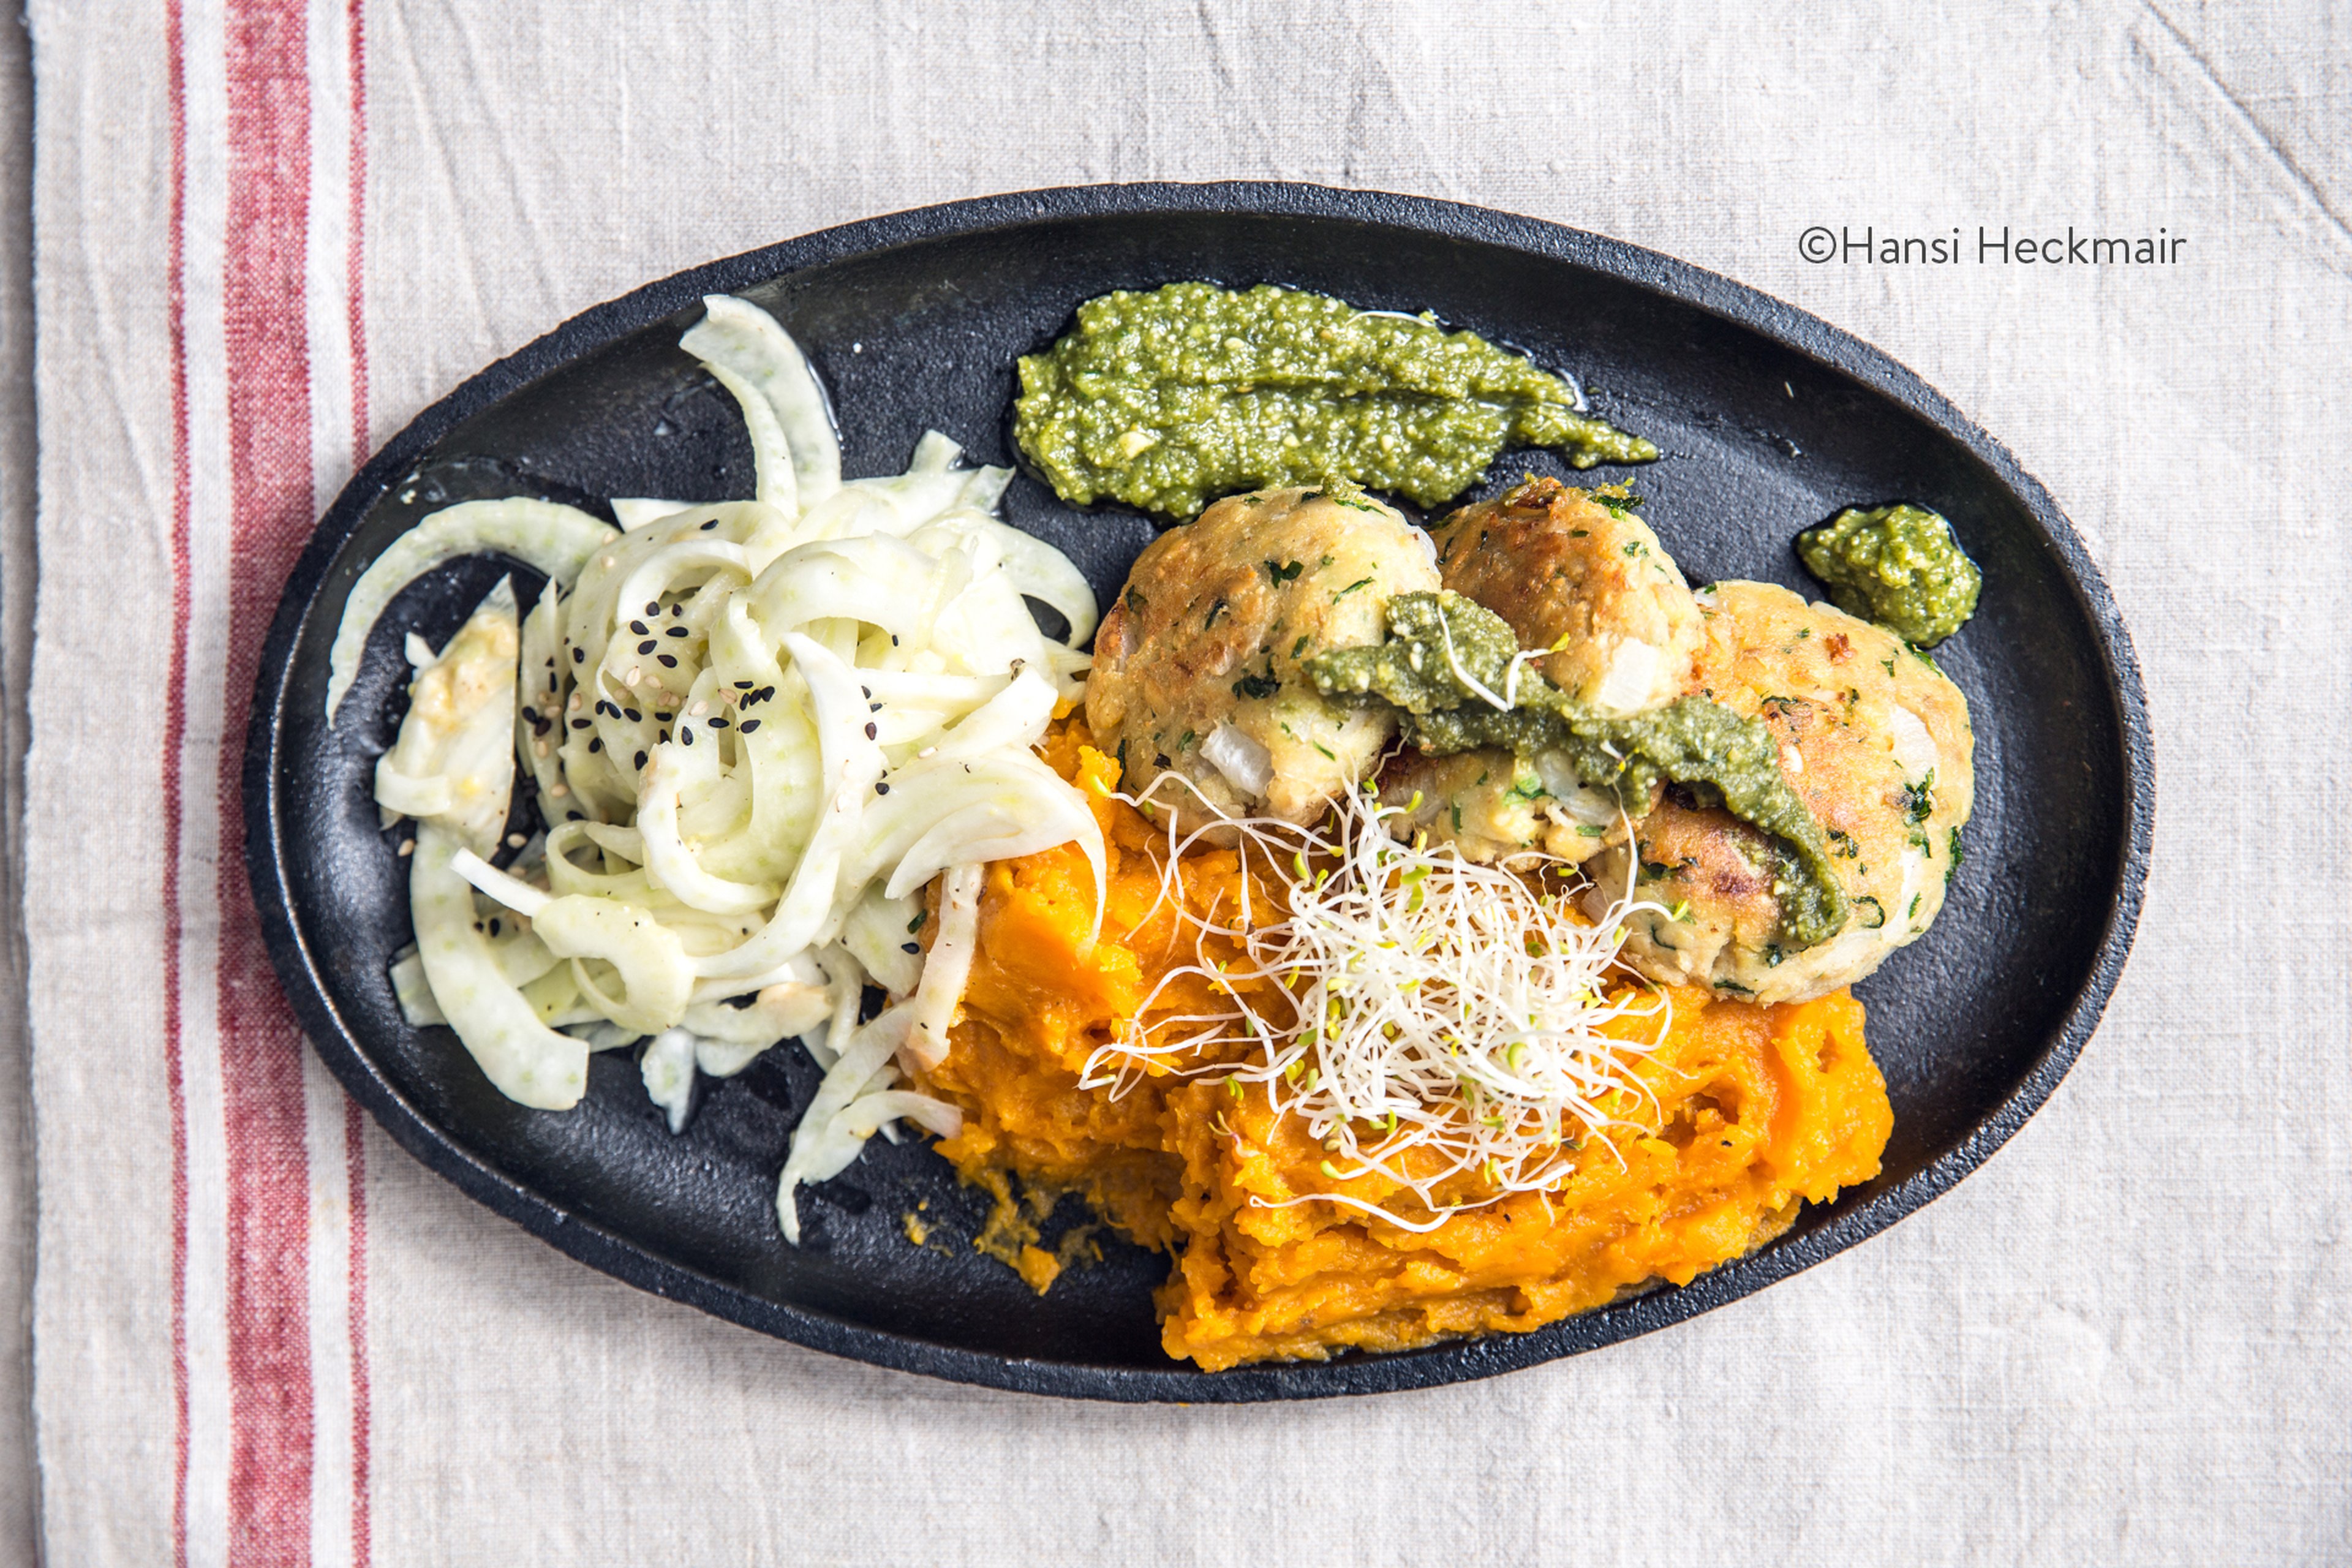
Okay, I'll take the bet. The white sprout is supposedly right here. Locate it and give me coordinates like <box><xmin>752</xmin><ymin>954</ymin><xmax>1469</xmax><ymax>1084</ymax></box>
<box><xmin>1082</xmin><ymin>770</ymin><xmax>1677</xmax><ymax>1233</ymax></box>
<box><xmin>1434</xmin><ymin>608</ymin><xmax>1551</xmax><ymax>711</ymax></box>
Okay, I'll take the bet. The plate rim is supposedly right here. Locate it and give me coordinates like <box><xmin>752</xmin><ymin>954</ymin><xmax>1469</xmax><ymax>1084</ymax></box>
<box><xmin>243</xmin><ymin>179</ymin><xmax>2154</xmax><ymax>1403</ymax></box>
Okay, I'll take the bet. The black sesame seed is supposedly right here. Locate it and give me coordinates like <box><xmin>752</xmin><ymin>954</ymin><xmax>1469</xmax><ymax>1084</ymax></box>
<box><xmin>710</xmin><ymin>717</ymin><xmax>729</xmax><ymax>729</ymax></box>
<box><xmin>700</xmin><ymin>518</ymin><xmax>719</xmax><ymax>530</ymax></box>
<box><xmin>638</xmin><ymin>639</ymin><xmax>657</xmax><ymax>654</ymax></box>
<box><xmin>629</xmin><ymin>620</ymin><xmax>648</xmax><ymax>635</ymax></box>
<box><xmin>901</xmin><ymin>941</ymin><xmax>921</xmax><ymax>954</ymax></box>
<box><xmin>645</xmin><ymin>601</ymin><xmax>659</xmax><ymax>616</ymax></box>
<box><xmin>660</xmin><ymin>729</ymin><xmax>671</xmax><ymax>743</ymax></box>
<box><xmin>739</xmin><ymin>719</ymin><xmax>760</xmax><ymax>733</ymax></box>
<box><xmin>623</xmin><ymin>707</ymin><xmax>641</xmax><ymax>722</ymax></box>
<box><xmin>567</xmin><ymin>810</ymin><xmax>584</xmax><ymax>821</ymax></box>
<box><xmin>657</xmin><ymin>654</ymin><xmax>677</xmax><ymax>668</ymax></box>
<box><xmin>488</xmin><ymin>919</ymin><xmax>501</xmax><ymax>937</ymax></box>
<box><xmin>521</xmin><ymin>706</ymin><xmax>540</xmax><ymax>723</ymax></box>
<box><xmin>633</xmin><ymin>750</ymin><xmax>647</xmax><ymax>769</ymax></box>
<box><xmin>864</xmin><ymin>722</ymin><xmax>878</xmax><ymax>739</ymax></box>
<box><xmin>733</xmin><ymin>680</ymin><xmax>752</xmax><ymax>690</ymax></box>
<box><xmin>587</xmin><ymin>737</ymin><xmax>603</xmax><ymax>752</ymax></box>
<box><xmin>571</xmin><ymin>718</ymin><xmax>590</xmax><ymax>729</ymax></box>
<box><xmin>874</xmin><ymin>782</ymin><xmax>890</xmax><ymax>795</ymax></box>
<box><xmin>869</xmin><ymin>701</ymin><xmax>883</xmax><ymax>713</ymax></box>
<box><xmin>665</xmin><ymin>625</ymin><xmax>688</xmax><ymax>638</ymax></box>
<box><xmin>571</xmin><ymin>647</ymin><xmax>584</xmax><ymax>663</ymax></box>
<box><xmin>680</xmin><ymin>728</ymin><xmax>694</xmax><ymax>746</ymax></box>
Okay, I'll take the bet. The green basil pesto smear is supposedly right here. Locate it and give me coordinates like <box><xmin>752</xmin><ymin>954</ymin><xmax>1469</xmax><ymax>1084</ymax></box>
<box><xmin>1797</xmin><ymin>503</ymin><xmax>1980</xmax><ymax>648</ymax></box>
<box><xmin>1306</xmin><ymin>590</ymin><xmax>1853</xmax><ymax>948</ymax></box>
<box><xmin>1014</xmin><ymin>282</ymin><xmax>1658</xmax><ymax>519</ymax></box>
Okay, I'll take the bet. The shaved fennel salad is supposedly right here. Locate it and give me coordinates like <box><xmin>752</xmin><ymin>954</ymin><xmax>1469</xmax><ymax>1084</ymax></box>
<box><xmin>341</xmin><ymin>294</ymin><xmax>1105</xmax><ymax>1239</ymax></box>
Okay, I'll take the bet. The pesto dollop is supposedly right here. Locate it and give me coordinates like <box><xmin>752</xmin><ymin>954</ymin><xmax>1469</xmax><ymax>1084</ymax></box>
<box><xmin>1307</xmin><ymin>590</ymin><xmax>1852</xmax><ymax>948</ymax></box>
<box><xmin>1796</xmin><ymin>503</ymin><xmax>1980</xmax><ymax>647</ymax></box>
<box><xmin>1014</xmin><ymin>282</ymin><xmax>1657</xmax><ymax>519</ymax></box>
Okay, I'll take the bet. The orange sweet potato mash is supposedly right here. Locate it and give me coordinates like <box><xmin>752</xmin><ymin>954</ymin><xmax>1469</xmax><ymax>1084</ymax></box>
<box><xmin>916</xmin><ymin>718</ymin><xmax>1894</xmax><ymax>1370</ymax></box>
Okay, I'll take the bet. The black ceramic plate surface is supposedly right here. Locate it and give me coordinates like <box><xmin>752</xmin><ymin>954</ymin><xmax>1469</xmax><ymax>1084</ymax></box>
<box><xmin>245</xmin><ymin>183</ymin><xmax>2150</xmax><ymax>1401</ymax></box>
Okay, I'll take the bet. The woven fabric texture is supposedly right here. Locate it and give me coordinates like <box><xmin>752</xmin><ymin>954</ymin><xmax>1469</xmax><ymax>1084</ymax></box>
<box><xmin>20</xmin><ymin>2</ymin><xmax>2350</xmax><ymax>1562</ymax></box>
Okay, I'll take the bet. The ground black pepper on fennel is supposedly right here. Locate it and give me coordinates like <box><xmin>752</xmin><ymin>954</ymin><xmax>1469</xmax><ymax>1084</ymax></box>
<box><xmin>1013</xmin><ymin>282</ymin><xmax>1657</xmax><ymax>518</ymax></box>
<box><xmin>1307</xmin><ymin>591</ymin><xmax>1853</xmax><ymax>948</ymax></box>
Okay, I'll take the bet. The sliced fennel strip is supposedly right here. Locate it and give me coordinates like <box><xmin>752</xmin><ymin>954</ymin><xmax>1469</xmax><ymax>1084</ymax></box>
<box><xmin>353</xmin><ymin>292</ymin><xmax>1097</xmax><ymax>1246</ymax></box>
<box><xmin>327</xmin><ymin>499</ymin><xmax>618</xmax><ymax>722</ymax></box>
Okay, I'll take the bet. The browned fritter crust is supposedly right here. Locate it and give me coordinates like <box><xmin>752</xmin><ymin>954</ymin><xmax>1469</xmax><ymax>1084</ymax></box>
<box><xmin>1087</xmin><ymin>485</ymin><xmax>1439</xmax><ymax>827</ymax></box>
<box><xmin>1589</xmin><ymin>581</ymin><xmax>1976</xmax><ymax>1003</ymax></box>
<box><xmin>1429</xmin><ymin>476</ymin><xmax>1703</xmax><ymax>715</ymax></box>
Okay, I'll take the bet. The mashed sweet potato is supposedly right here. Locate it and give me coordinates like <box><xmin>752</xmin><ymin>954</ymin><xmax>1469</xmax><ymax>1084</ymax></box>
<box><xmin>916</xmin><ymin>718</ymin><xmax>1893</xmax><ymax>1370</ymax></box>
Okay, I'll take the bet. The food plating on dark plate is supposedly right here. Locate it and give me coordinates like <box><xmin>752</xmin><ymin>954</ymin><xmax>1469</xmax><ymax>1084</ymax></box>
<box><xmin>244</xmin><ymin>183</ymin><xmax>2149</xmax><ymax>1401</ymax></box>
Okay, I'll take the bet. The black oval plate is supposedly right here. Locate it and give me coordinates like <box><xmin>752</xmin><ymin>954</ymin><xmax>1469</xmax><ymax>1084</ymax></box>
<box><xmin>245</xmin><ymin>183</ymin><xmax>2150</xmax><ymax>1401</ymax></box>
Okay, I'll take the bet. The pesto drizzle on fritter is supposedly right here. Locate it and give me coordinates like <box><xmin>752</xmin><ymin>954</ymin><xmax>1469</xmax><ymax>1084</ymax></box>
<box><xmin>1307</xmin><ymin>590</ymin><xmax>1852</xmax><ymax>948</ymax></box>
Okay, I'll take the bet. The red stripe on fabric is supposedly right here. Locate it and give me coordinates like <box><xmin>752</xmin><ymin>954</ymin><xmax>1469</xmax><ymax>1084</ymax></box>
<box><xmin>217</xmin><ymin>4</ymin><xmax>318</xmax><ymax>1564</ymax></box>
<box><xmin>344</xmin><ymin>0</ymin><xmax>369</xmax><ymax>473</ymax></box>
<box><xmin>342</xmin><ymin>1100</ymin><xmax>371</xmax><ymax>1568</ymax></box>
<box><xmin>163</xmin><ymin>2</ymin><xmax>194</xmax><ymax>1564</ymax></box>
<box><xmin>344</xmin><ymin>8</ymin><xmax>375</xmax><ymax>1564</ymax></box>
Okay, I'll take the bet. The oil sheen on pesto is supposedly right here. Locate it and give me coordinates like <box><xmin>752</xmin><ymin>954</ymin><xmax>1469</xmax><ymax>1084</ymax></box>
<box><xmin>1014</xmin><ymin>282</ymin><xmax>1658</xmax><ymax>519</ymax></box>
<box><xmin>1306</xmin><ymin>591</ymin><xmax>1852</xmax><ymax>948</ymax></box>
<box><xmin>1797</xmin><ymin>503</ymin><xmax>1980</xmax><ymax>647</ymax></box>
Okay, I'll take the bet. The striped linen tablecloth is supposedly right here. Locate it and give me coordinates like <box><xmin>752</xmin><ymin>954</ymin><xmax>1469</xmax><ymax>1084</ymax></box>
<box><xmin>20</xmin><ymin>1</ymin><xmax>2348</xmax><ymax>1563</ymax></box>
<box><xmin>34</xmin><ymin>2</ymin><xmax>374</xmax><ymax>1561</ymax></box>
